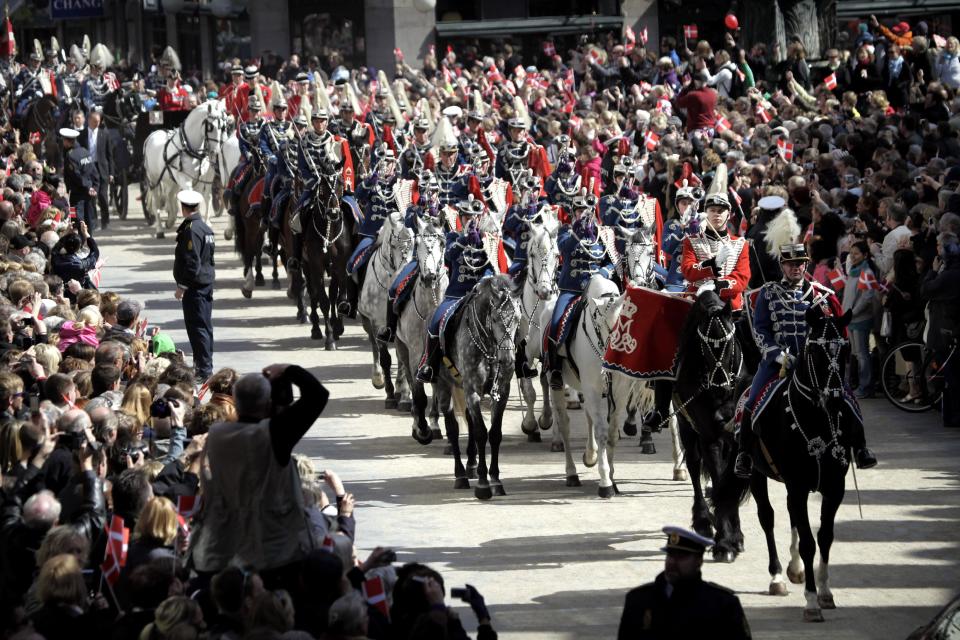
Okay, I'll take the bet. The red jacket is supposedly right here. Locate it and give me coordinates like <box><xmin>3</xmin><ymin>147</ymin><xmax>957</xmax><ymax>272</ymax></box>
<box><xmin>158</xmin><ymin>85</ymin><xmax>189</xmax><ymax>111</ymax></box>
<box><xmin>220</xmin><ymin>81</ymin><xmax>246</xmax><ymax>119</ymax></box>
<box><xmin>680</xmin><ymin>231</ymin><xmax>750</xmax><ymax>311</ymax></box>
<box><xmin>676</xmin><ymin>87</ymin><xmax>718</xmax><ymax>132</ymax></box>
<box><xmin>235</xmin><ymin>83</ymin><xmax>272</xmax><ymax>122</ymax></box>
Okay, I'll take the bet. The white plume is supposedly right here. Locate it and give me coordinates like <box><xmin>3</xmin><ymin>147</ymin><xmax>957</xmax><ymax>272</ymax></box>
<box><xmin>763</xmin><ymin>208</ymin><xmax>801</xmax><ymax>256</ymax></box>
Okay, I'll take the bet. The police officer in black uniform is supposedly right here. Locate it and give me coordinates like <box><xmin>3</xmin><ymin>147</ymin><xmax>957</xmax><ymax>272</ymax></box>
<box><xmin>173</xmin><ymin>189</ymin><xmax>216</xmax><ymax>381</ymax></box>
<box><xmin>618</xmin><ymin>526</ymin><xmax>752</xmax><ymax>639</ymax></box>
<box><xmin>61</xmin><ymin>127</ymin><xmax>99</xmax><ymax>233</ymax></box>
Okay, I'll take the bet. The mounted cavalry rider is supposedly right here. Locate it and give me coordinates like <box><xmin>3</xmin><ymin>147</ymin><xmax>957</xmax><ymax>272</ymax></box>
<box><xmin>348</xmin><ymin>145</ymin><xmax>401</xmax><ymax>281</ymax></box>
<box><xmin>434</xmin><ymin>138</ymin><xmax>471</xmax><ymax>209</ymax></box>
<box><xmin>416</xmin><ymin>196</ymin><xmax>492</xmax><ymax>383</ymax></box>
<box><xmin>734</xmin><ymin>243</ymin><xmax>877</xmax><ymax>479</ymax></box>
<box><xmin>81</xmin><ymin>44</ymin><xmax>118</xmax><ymax>114</ymax></box>
<box><xmin>236</xmin><ymin>66</ymin><xmax>271</xmax><ymax>123</ymax></box>
<box><xmin>224</xmin><ymin>97</ymin><xmax>265</xmax><ymax>214</ymax></box>
<box><xmin>267</xmin><ymin>113</ymin><xmax>308</xmax><ymax>231</ymax></box>
<box><xmin>258</xmin><ymin>98</ymin><xmax>291</xmax><ymax>221</ymax></box>
<box><xmin>220</xmin><ymin>65</ymin><xmax>246</xmax><ymax>121</ymax></box>
<box><xmin>502</xmin><ymin>173</ymin><xmax>547</xmax><ymax>278</ymax></box>
<box><xmin>333</xmin><ymin>79</ymin><xmax>375</xmax><ymax>178</ymax></box>
<box><xmin>60</xmin><ymin>45</ymin><xmax>87</xmax><ymax>105</ymax></box>
<box><xmin>544</xmin><ymin>135</ymin><xmax>582</xmax><ymax>222</ymax></box>
<box><xmin>679</xmin><ymin>165</ymin><xmax>750</xmax><ymax>313</ymax></box>
<box><xmin>13</xmin><ymin>52</ymin><xmax>45</xmax><ymax>119</ymax></box>
<box><xmin>157</xmin><ymin>70</ymin><xmax>189</xmax><ymax>112</ymax></box>
<box><xmin>287</xmin><ymin>72</ymin><xmax>313</xmax><ymax>122</ymax></box>
<box><xmin>546</xmin><ymin>190</ymin><xmax>614</xmax><ymax>389</ymax></box>
<box><xmin>401</xmin><ymin>118</ymin><xmax>435</xmax><ymax>175</ymax></box>
<box><xmin>497</xmin><ymin>117</ymin><xmax>551</xmax><ymax>182</ymax></box>
<box><xmin>378</xmin><ymin>172</ymin><xmax>444</xmax><ymax>345</ymax></box>
<box><xmin>469</xmin><ymin>142</ymin><xmax>512</xmax><ymax>219</ymax></box>
<box><xmin>662</xmin><ymin>181</ymin><xmax>704</xmax><ymax>292</ymax></box>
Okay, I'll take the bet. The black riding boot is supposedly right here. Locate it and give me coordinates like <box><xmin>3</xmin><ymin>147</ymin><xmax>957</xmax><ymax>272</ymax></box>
<box><xmin>643</xmin><ymin>380</ymin><xmax>673</xmax><ymax>432</ymax></box>
<box><xmin>848</xmin><ymin>420</ymin><xmax>878</xmax><ymax>468</ymax></box>
<box><xmin>515</xmin><ymin>340</ymin><xmax>537</xmax><ymax>379</ymax></box>
<box><xmin>734</xmin><ymin>408</ymin><xmax>755</xmax><ymax>479</ymax></box>
<box><xmin>416</xmin><ymin>335</ymin><xmax>441</xmax><ymax>383</ymax></box>
<box><xmin>378</xmin><ymin>306</ymin><xmax>397</xmax><ymax>344</ymax></box>
<box><xmin>546</xmin><ymin>341</ymin><xmax>564</xmax><ymax>390</ymax></box>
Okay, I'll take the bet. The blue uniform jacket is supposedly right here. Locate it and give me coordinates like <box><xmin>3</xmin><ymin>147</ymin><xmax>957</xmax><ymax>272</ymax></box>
<box><xmin>354</xmin><ymin>178</ymin><xmax>399</xmax><ymax>238</ymax></box>
<box><xmin>502</xmin><ymin>201</ymin><xmax>545</xmax><ymax>265</ymax></box>
<box><xmin>443</xmin><ymin>229</ymin><xmax>493</xmax><ymax>299</ymax></box>
<box><xmin>557</xmin><ymin>224</ymin><xmax>614</xmax><ymax>293</ymax></box>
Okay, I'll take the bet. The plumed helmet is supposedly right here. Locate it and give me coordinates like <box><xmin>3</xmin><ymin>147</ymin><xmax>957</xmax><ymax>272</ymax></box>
<box><xmin>159</xmin><ymin>45</ymin><xmax>181</xmax><ymax>71</ymax></box>
<box><xmin>68</xmin><ymin>44</ymin><xmax>87</xmax><ymax>67</ymax></box>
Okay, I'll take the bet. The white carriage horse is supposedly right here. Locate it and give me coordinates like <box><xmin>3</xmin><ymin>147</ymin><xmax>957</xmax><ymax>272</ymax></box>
<box><xmin>143</xmin><ymin>101</ymin><xmax>229</xmax><ymax>238</ymax></box>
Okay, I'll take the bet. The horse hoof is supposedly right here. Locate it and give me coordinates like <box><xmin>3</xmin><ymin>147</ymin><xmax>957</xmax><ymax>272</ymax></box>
<box><xmin>371</xmin><ymin>375</ymin><xmax>385</xmax><ymax>390</ymax></box>
<box><xmin>769</xmin><ymin>582</ymin><xmax>789</xmax><ymax>596</ymax></box>
<box><xmin>526</xmin><ymin>431</ymin><xmax>542</xmax><ymax>443</ymax></box>
<box><xmin>492</xmin><ymin>484</ymin><xmax>506</xmax><ymax>497</ymax></box>
<box><xmin>332</xmin><ymin>318</ymin><xmax>345</xmax><ymax>338</ymax></box>
<box><xmin>520</xmin><ymin>416</ymin><xmax>538</xmax><ymax>435</ymax></box>
<box><xmin>156</xmin><ymin>231</ymin><xmax>165</xmax><ymax>239</ymax></box>
<box><xmin>431</xmin><ymin>427</ymin><xmax>443</xmax><ymax>440</ymax></box>
<box><xmin>803</xmin><ymin>609</ymin><xmax>824</xmax><ymax>623</ymax></box>
<box><xmin>582</xmin><ymin>451</ymin><xmax>598</xmax><ymax>468</ymax></box>
<box><xmin>598</xmin><ymin>485</ymin><xmax>616</xmax><ymax>499</ymax></box>
<box><xmin>398</xmin><ymin>400</ymin><xmax>412</xmax><ymax>412</ymax></box>
<box><xmin>296</xmin><ymin>312</ymin><xmax>308</xmax><ymax>324</ymax></box>
<box><xmin>384</xmin><ymin>397</ymin><xmax>398</xmax><ymax>410</ymax></box>
<box><xmin>224</xmin><ymin>229</ymin><xmax>233</xmax><ymax>241</ymax></box>
<box><xmin>412</xmin><ymin>427</ymin><xmax>433</xmax><ymax>445</ymax></box>
<box><xmin>712</xmin><ymin>549</ymin><xmax>737</xmax><ymax>564</ymax></box>
<box><xmin>454</xmin><ymin>477</ymin><xmax>470</xmax><ymax>490</ymax></box>
<box><xmin>443</xmin><ymin>445</ymin><xmax>453</xmax><ymax>455</ymax></box>
<box><xmin>271</xmin><ymin>279</ymin><xmax>281</xmax><ymax>290</ymax></box>
<box><xmin>466</xmin><ymin>466</ymin><xmax>478</xmax><ymax>480</ymax></box>
<box><xmin>640</xmin><ymin>441</ymin><xmax>657</xmax><ymax>455</ymax></box>
<box><xmin>673</xmin><ymin>468</ymin><xmax>688</xmax><ymax>481</ymax></box>
<box><xmin>623</xmin><ymin>421</ymin><xmax>637</xmax><ymax>436</ymax></box>
<box><xmin>538</xmin><ymin>414</ymin><xmax>553</xmax><ymax>431</ymax></box>
<box><xmin>551</xmin><ymin>441</ymin><xmax>565</xmax><ymax>453</ymax></box>
<box><xmin>241</xmin><ymin>288</ymin><xmax>252</xmax><ymax>299</ymax></box>
<box><xmin>311</xmin><ymin>328</ymin><xmax>323</xmax><ymax>340</ymax></box>
<box><xmin>325</xmin><ymin>341</ymin><xmax>336</xmax><ymax>351</ymax></box>
<box><xmin>787</xmin><ymin>567</ymin><xmax>805</xmax><ymax>585</ymax></box>
<box><xmin>255</xmin><ymin>274</ymin><xmax>265</xmax><ymax>286</ymax></box>
<box><xmin>818</xmin><ymin>594</ymin><xmax>836</xmax><ymax>610</ymax></box>
<box><xmin>475</xmin><ymin>485</ymin><xmax>493</xmax><ymax>501</ymax></box>
<box><xmin>565</xmin><ymin>475</ymin><xmax>581</xmax><ymax>487</ymax></box>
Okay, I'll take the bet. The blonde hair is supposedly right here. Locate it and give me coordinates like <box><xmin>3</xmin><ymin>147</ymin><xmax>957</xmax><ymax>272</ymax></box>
<box><xmin>120</xmin><ymin>382</ymin><xmax>152</xmax><ymax>428</ymax></box>
<box><xmin>36</xmin><ymin>525</ymin><xmax>90</xmax><ymax>568</ymax></box>
<box><xmin>78</xmin><ymin>306</ymin><xmax>103</xmax><ymax>328</ymax></box>
<box><xmin>134</xmin><ymin>497</ymin><xmax>179</xmax><ymax>546</ymax></box>
<box><xmin>139</xmin><ymin>596</ymin><xmax>202</xmax><ymax>640</ymax></box>
<box><xmin>32</xmin><ymin>343</ymin><xmax>62</xmax><ymax>377</ymax></box>
<box><xmin>0</xmin><ymin>421</ymin><xmax>22</xmax><ymax>474</ymax></box>
<box><xmin>37</xmin><ymin>554</ymin><xmax>88</xmax><ymax>608</ymax></box>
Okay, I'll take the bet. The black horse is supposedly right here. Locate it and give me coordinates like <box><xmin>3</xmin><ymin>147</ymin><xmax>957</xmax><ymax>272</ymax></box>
<box><xmin>748</xmin><ymin>306</ymin><xmax>855</xmax><ymax>623</ymax></box>
<box><xmin>673</xmin><ymin>290</ymin><xmax>749</xmax><ymax>562</ymax></box>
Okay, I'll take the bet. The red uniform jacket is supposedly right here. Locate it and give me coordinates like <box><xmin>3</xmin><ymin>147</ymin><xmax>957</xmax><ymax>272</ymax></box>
<box><xmin>235</xmin><ymin>83</ymin><xmax>272</xmax><ymax>122</ymax></box>
<box><xmin>220</xmin><ymin>81</ymin><xmax>247</xmax><ymax>119</ymax></box>
<box><xmin>680</xmin><ymin>231</ymin><xmax>751</xmax><ymax>311</ymax></box>
<box><xmin>157</xmin><ymin>85</ymin><xmax>189</xmax><ymax>111</ymax></box>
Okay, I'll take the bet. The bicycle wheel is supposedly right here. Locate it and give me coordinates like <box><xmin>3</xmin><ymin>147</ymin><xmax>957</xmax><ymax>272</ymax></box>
<box><xmin>880</xmin><ymin>342</ymin><xmax>935</xmax><ymax>412</ymax></box>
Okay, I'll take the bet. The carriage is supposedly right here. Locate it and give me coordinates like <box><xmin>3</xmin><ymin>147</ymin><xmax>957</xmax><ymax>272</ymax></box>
<box><xmin>131</xmin><ymin>108</ymin><xmax>192</xmax><ymax>224</ymax></box>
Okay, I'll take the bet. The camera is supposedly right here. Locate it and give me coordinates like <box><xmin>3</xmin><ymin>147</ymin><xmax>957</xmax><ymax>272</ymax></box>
<box><xmin>150</xmin><ymin>397</ymin><xmax>172</xmax><ymax>418</ymax></box>
<box><xmin>450</xmin><ymin>587</ymin><xmax>469</xmax><ymax>601</ymax></box>
<box><xmin>61</xmin><ymin>430</ymin><xmax>101</xmax><ymax>454</ymax></box>
<box><xmin>914</xmin><ymin>176</ymin><xmax>924</xmax><ymax>184</ymax></box>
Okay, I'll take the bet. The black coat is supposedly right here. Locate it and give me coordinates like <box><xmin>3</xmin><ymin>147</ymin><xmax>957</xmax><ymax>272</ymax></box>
<box><xmin>618</xmin><ymin>572</ymin><xmax>751</xmax><ymax>640</ymax></box>
<box><xmin>78</xmin><ymin>126</ymin><xmax>114</xmax><ymax>182</ymax></box>
<box><xmin>51</xmin><ymin>236</ymin><xmax>100</xmax><ymax>294</ymax></box>
<box><xmin>63</xmin><ymin>145</ymin><xmax>99</xmax><ymax>198</ymax></box>
<box><xmin>921</xmin><ymin>256</ymin><xmax>960</xmax><ymax>352</ymax></box>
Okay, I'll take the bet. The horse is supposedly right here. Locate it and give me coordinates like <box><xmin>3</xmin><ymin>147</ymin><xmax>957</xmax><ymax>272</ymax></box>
<box><xmin>517</xmin><ymin>218</ymin><xmax>559</xmax><ymax>446</ymax></box>
<box><xmin>21</xmin><ymin>95</ymin><xmax>58</xmax><ymax>165</ymax></box>
<box><xmin>673</xmin><ymin>289</ymin><xmax>749</xmax><ymax>562</ymax></box>
<box><xmin>232</xmin><ymin>164</ymin><xmax>271</xmax><ymax>298</ymax></box>
<box><xmin>219</xmin><ymin>133</ymin><xmax>241</xmax><ymax>240</ymax></box>
<box><xmin>142</xmin><ymin>101</ymin><xmax>228</xmax><ymax>239</ymax></box>
<box><xmin>551</xmin><ymin>275</ymin><xmax>647</xmax><ymax>498</ymax></box>
<box><xmin>617</xmin><ymin>227</ymin><xmax>687</xmax><ymax>481</ymax></box>
<box><xmin>301</xmin><ymin>167</ymin><xmax>354</xmax><ymax>350</ymax></box>
<box><xmin>395</xmin><ymin>217</ymin><xmax>448</xmax><ymax>443</ymax></box>
<box><xmin>433</xmin><ymin>274</ymin><xmax>521</xmax><ymax>500</ymax></box>
<box><xmin>747</xmin><ymin>307</ymin><xmax>855</xmax><ymax>622</ymax></box>
<box><xmin>357</xmin><ymin>212</ymin><xmax>415</xmax><ymax>402</ymax></box>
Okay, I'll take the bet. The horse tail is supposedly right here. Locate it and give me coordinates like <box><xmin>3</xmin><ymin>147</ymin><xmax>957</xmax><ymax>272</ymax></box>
<box><xmin>233</xmin><ymin>207</ymin><xmax>244</xmax><ymax>256</ymax></box>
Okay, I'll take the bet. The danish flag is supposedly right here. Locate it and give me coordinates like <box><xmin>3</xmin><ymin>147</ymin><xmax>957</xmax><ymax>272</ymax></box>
<box><xmin>91</xmin><ymin>257</ymin><xmax>106</xmax><ymax>288</ymax></box>
<box><xmin>486</xmin><ymin>64</ymin><xmax>503</xmax><ymax>84</ymax></box>
<box><xmin>101</xmin><ymin>515</ymin><xmax>129</xmax><ymax>586</ymax></box>
<box><xmin>644</xmin><ymin>129</ymin><xmax>660</xmax><ymax>151</ymax></box>
<box><xmin>176</xmin><ymin>494</ymin><xmax>201</xmax><ymax>519</ymax></box>
<box><xmin>624</xmin><ymin>26</ymin><xmax>636</xmax><ymax>53</ymax></box>
<box><xmin>857</xmin><ymin>270</ymin><xmax>887</xmax><ymax>292</ymax></box>
<box><xmin>738</xmin><ymin>212</ymin><xmax>748</xmax><ymax>236</ymax></box>
<box><xmin>824</xmin><ymin>72</ymin><xmax>838</xmax><ymax>91</ymax></box>
<box><xmin>104</xmin><ymin>72</ymin><xmax>120</xmax><ymax>92</ymax></box>
<box><xmin>933</xmin><ymin>34</ymin><xmax>947</xmax><ymax>48</ymax></box>
<box><xmin>393</xmin><ymin>48</ymin><xmax>404</xmax><ymax>61</ymax></box>
<box><xmin>3</xmin><ymin>16</ymin><xmax>14</xmax><ymax>58</ymax></box>
<box><xmin>640</xmin><ymin>26</ymin><xmax>649</xmax><ymax>45</ymax></box>
<box><xmin>363</xmin><ymin>576</ymin><xmax>390</xmax><ymax>619</ymax></box>
<box><xmin>542</xmin><ymin>41</ymin><xmax>556</xmax><ymax>57</ymax></box>
<box><xmin>827</xmin><ymin>266</ymin><xmax>846</xmax><ymax>291</ymax></box>
<box><xmin>683</xmin><ymin>24</ymin><xmax>698</xmax><ymax>40</ymax></box>
<box><xmin>715</xmin><ymin>114</ymin><xmax>731</xmax><ymax>133</ymax></box>
<box><xmin>755</xmin><ymin>105</ymin><xmax>771</xmax><ymax>124</ymax></box>
<box><xmin>29</xmin><ymin>131</ymin><xmax>40</xmax><ymax>144</ymax></box>
<box><xmin>777</xmin><ymin>138</ymin><xmax>794</xmax><ymax>161</ymax></box>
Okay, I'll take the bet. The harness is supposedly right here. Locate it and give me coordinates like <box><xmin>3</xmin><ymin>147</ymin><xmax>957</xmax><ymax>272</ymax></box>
<box><xmin>368</xmin><ymin>222</ymin><xmax>413</xmax><ymax>291</ymax></box>
<box><xmin>463</xmin><ymin>288</ymin><xmax>520</xmax><ymax>402</ymax></box>
<box><xmin>520</xmin><ymin>226</ymin><xmax>558</xmax><ymax>332</ymax></box>
<box><xmin>148</xmin><ymin>106</ymin><xmax>225</xmax><ymax>191</ymax></box>
<box><xmin>411</xmin><ymin>232</ymin><xmax>445</xmax><ymax>322</ymax></box>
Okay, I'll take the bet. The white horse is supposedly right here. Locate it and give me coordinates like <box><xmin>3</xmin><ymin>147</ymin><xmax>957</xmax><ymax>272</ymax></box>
<box><xmin>551</xmin><ymin>275</ymin><xmax>652</xmax><ymax>497</ymax></box>
<box><xmin>142</xmin><ymin>101</ymin><xmax>228</xmax><ymax>239</ymax></box>
<box><xmin>358</xmin><ymin>212</ymin><xmax>415</xmax><ymax>403</ymax></box>
<box><xmin>217</xmin><ymin>132</ymin><xmax>241</xmax><ymax>240</ymax></box>
<box><xmin>396</xmin><ymin>217</ymin><xmax>448</xmax><ymax>443</ymax></box>
<box><xmin>617</xmin><ymin>227</ymin><xmax>687</xmax><ymax>482</ymax></box>
<box><xmin>517</xmin><ymin>217</ymin><xmax>560</xmax><ymax>445</ymax></box>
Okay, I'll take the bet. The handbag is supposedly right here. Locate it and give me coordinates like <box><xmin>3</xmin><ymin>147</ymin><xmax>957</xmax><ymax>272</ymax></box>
<box><xmin>880</xmin><ymin>310</ymin><xmax>893</xmax><ymax>338</ymax></box>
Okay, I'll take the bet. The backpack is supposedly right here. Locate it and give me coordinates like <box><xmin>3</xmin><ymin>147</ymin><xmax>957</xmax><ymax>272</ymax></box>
<box><xmin>727</xmin><ymin>64</ymin><xmax>745</xmax><ymax>100</ymax></box>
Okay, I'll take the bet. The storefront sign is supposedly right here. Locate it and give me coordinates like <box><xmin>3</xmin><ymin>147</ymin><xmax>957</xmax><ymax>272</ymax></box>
<box><xmin>50</xmin><ymin>0</ymin><xmax>104</xmax><ymax>19</ymax></box>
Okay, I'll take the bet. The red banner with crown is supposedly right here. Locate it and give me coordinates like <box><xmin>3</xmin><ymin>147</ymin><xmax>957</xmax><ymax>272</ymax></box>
<box><xmin>602</xmin><ymin>286</ymin><xmax>693</xmax><ymax>381</ymax></box>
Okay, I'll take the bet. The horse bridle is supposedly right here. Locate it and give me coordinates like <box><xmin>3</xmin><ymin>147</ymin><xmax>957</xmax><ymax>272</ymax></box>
<box><xmin>794</xmin><ymin>320</ymin><xmax>848</xmax><ymax>406</ymax></box>
<box><xmin>466</xmin><ymin>285</ymin><xmax>521</xmax><ymax>402</ymax></box>
<box><xmin>697</xmin><ymin>313</ymin><xmax>742</xmax><ymax>390</ymax></box>
<box><xmin>622</xmin><ymin>228</ymin><xmax>657</xmax><ymax>287</ymax></box>
<box><xmin>371</xmin><ymin>221</ymin><xmax>413</xmax><ymax>290</ymax></box>
<box><xmin>412</xmin><ymin>231</ymin><xmax>445</xmax><ymax>321</ymax></box>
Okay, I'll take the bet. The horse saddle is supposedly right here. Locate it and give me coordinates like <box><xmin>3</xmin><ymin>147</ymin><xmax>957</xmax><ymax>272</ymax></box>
<box><xmin>734</xmin><ymin>377</ymin><xmax>786</xmax><ymax>431</ymax></box>
<box><xmin>247</xmin><ymin>177</ymin><xmax>265</xmax><ymax>213</ymax></box>
<box><xmin>342</xmin><ymin>195</ymin><xmax>363</xmax><ymax>227</ymax></box>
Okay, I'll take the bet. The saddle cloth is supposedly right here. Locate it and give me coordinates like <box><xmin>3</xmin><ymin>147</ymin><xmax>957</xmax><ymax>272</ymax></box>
<box><xmin>248</xmin><ymin>177</ymin><xmax>265</xmax><ymax>208</ymax></box>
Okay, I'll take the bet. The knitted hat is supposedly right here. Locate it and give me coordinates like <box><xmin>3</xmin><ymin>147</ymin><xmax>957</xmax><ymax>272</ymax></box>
<box><xmin>150</xmin><ymin>332</ymin><xmax>176</xmax><ymax>356</ymax></box>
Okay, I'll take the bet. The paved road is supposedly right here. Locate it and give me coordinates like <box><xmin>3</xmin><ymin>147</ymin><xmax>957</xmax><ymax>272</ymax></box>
<box><xmin>99</xmin><ymin>199</ymin><xmax>960</xmax><ymax>639</ymax></box>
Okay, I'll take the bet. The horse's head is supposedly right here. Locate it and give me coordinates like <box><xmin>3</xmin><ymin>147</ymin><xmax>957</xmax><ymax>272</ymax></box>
<box><xmin>478</xmin><ymin>274</ymin><xmax>522</xmax><ymax>347</ymax></box>
<box><xmin>688</xmin><ymin>289</ymin><xmax>741</xmax><ymax>390</ymax></box>
<box><xmin>415</xmin><ymin>218</ymin><xmax>446</xmax><ymax>284</ymax></box>
<box><xmin>526</xmin><ymin>221</ymin><xmax>559</xmax><ymax>301</ymax></box>
<box><xmin>384</xmin><ymin>212</ymin><xmax>414</xmax><ymax>270</ymax></box>
<box><xmin>202</xmin><ymin>101</ymin><xmax>228</xmax><ymax>155</ymax></box>
<box><xmin>585</xmin><ymin>274</ymin><xmax>623</xmax><ymax>337</ymax></box>
<box><xmin>801</xmin><ymin>306</ymin><xmax>852</xmax><ymax>410</ymax></box>
<box><xmin>622</xmin><ymin>227</ymin><xmax>657</xmax><ymax>288</ymax></box>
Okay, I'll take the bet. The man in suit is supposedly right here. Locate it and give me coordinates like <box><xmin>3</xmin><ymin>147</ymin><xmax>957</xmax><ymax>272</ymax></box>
<box><xmin>78</xmin><ymin>108</ymin><xmax>114</xmax><ymax>231</ymax></box>
<box><xmin>61</xmin><ymin>127</ymin><xmax>99</xmax><ymax>232</ymax></box>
